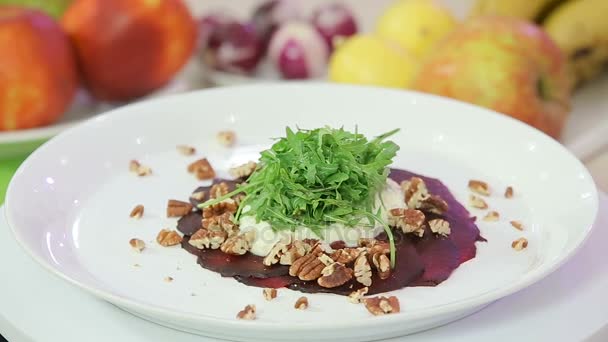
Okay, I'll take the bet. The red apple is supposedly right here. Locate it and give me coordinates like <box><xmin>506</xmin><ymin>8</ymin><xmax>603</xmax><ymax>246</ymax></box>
<box><xmin>62</xmin><ymin>0</ymin><xmax>197</xmax><ymax>102</ymax></box>
<box><xmin>0</xmin><ymin>6</ymin><xmax>78</xmax><ymax>131</ymax></box>
<box><xmin>412</xmin><ymin>16</ymin><xmax>571</xmax><ymax>138</ymax></box>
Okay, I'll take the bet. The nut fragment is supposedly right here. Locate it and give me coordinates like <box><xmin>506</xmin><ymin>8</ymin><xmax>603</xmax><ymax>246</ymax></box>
<box><xmin>280</xmin><ymin>240</ymin><xmax>312</xmax><ymax>265</ymax></box>
<box><xmin>354</xmin><ymin>252</ymin><xmax>372</xmax><ymax>286</ymax></box>
<box><xmin>483</xmin><ymin>211</ymin><xmax>500</xmax><ymax>222</ymax></box>
<box><xmin>263</xmin><ymin>238</ymin><xmax>291</xmax><ymax>266</ymax></box>
<box><xmin>176</xmin><ymin>145</ymin><xmax>196</xmax><ymax>156</ymax></box>
<box><xmin>166</xmin><ymin>199</ymin><xmax>193</xmax><ymax>217</ymax></box>
<box><xmin>129</xmin><ymin>238</ymin><xmax>145</xmax><ymax>252</ymax></box>
<box><xmin>388</xmin><ymin>208</ymin><xmax>425</xmax><ymax>236</ymax></box>
<box><xmin>262</xmin><ymin>288</ymin><xmax>277</xmax><ymax>301</ymax></box>
<box><xmin>289</xmin><ymin>246</ymin><xmax>325</xmax><ymax>281</ymax></box>
<box><xmin>330</xmin><ymin>248</ymin><xmax>361</xmax><ymax>264</ymax></box>
<box><xmin>505</xmin><ymin>186</ymin><xmax>514</xmax><ymax>198</ymax></box>
<box><xmin>229</xmin><ymin>161</ymin><xmax>257</xmax><ymax>179</ymax></box>
<box><xmin>401</xmin><ymin>177</ymin><xmax>448</xmax><ymax>214</ymax></box>
<box><xmin>428</xmin><ymin>219</ymin><xmax>451</xmax><ymax>236</ymax></box>
<box><xmin>202</xmin><ymin>199</ymin><xmax>238</xmax><ymax>219</ymax></box>
<box><xmin>156</xmin><ymin>229</ymin><xmax>183</xmax><ymax>247</ymax></box>
<box><xmin>187</xmin><ymin>158</ymin><xmax>216</xmax><ymax>180</ymax></box>
<box><xmin>209</xmin><ymin>182</ymin><xmax>229</xmax><ymax>199</ymax></box>
<box><xmin>371</xmin><ymin>253</ymin><xmax>391</xmax><ymax>280</ymax></box>
<box><xmin>190</xmin><ymin>191</ymin><xmax>206</xmax><ymax>201</ymax></box>
<box><xmin>469</xmin><ymin>194</ymin><xmax>488</xmax><ymax>209</ymax></box>
<box><xmin>318</xmin><ymin>262</ymin><xmax>354</xmax><ymax>288</ymax></box>
<box><xmin>358</xmin><ymin>238</ymin><xmax>377</xmax><ymax>248</ymax></box>
<box><xmin>294</xmin><ymin>297</ymin><xmax>309</xmax><ymax>310</ymax></box>
<box><xmin>468</xmin><ymin>180</ymin><xmax>491</xmax><ymax>196</ymax></box>
<box><xmin>236</xmin><ymin>305</ymin><xmax>256</xmax><ymax>320</ymax></box>
<box><xmin>363</xmin><ymin>296</ymin><xmax>400</xmax><ymax>316</ymax></box>
<box><xmin>129</xmin><ymin>204</ymin><xmax>144</xmax><ymax>219</ymax></box>
<box><xmin>164</xmin><ymin>276</ymin><xmax>173</xmax><ymax>283</ymax></box>
<box><xmin>510</xmin><ymin>220</ymin><xmax>524</xmax><ymax>231</ymax></box>
<box><xmin>129</xmin><ymin>160</ymin><xmax>152</xmax><ymax>176</ymax></box>
<box><xmin>348</xmin><ymin>287</ymin><xmax>369</xmax><ymax>304</ymax></box>
<box><xmin>217</xmin><ymin>130</ymin><xmax>237</xmax><ymax>147</ymax></box>
<box><xmin>511</xmin><ymin>237</ymin><xmax>528</xmax><ymax>251</ymax></box>
<box><xmin>419</xmin><ymin>195</ymin><xmax>449</xmax><ymax>215</ymax></box>
<box><xmin>220</xmin><ymin>231</ymin><xmax>256</xmax><ymax>255</ymax></box>
<box><xmin>189</xmin><ymin>228</ymin><xmax>227</xmax><ymax>250</ymax></box>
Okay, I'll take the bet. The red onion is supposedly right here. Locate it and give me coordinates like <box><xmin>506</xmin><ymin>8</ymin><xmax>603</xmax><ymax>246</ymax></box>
<box><xmin>268</xmin><ymin>22</ymin><xmax>329</xmax><ymax>79</ymax></box>
<box><xmin>311</xmin><ymin>2</ymin><xmax>358</xmax><ymax>51</ymax></box>
<box><xmin>202</xmin><ymin>22</ymin><xmax>263</xmax><ymax>74</ymax></box>
<box><xmin>197</xmin><ymin>13</ymin><xmax>238</xmax><ymax>51</ymax></box>
<box><xmin>251</xmin><ymin>0</ymin><xmax>301</xmax><ymax>48</ymax></box>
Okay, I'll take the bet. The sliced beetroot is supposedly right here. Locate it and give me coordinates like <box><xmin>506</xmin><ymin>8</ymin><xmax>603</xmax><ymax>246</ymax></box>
<box><xmin>235</xmin><ymin>275</ymin><xmax>297</xmax><ymax>289</ymax></box>
<box><xmin>182</xmin><ymin>237</ymin><xmax>289</xmax><ymax>278</ymax></box>
<box><xmin>177</xmin><ymin>212</ymin><xmax>202</xmax><ymax>236</ymax></box>
<box><xmin>189</xmin><ymin>178</ymin><xmax>240</xmax><ymax>208</ymax></box>
<box><xmin>389</xmin><ymin>168</ymin><xmax>485</xmax><ymax>263</ymax></box>
<box><xmin>408</xmin><ymin>228</ymin><xmax>459</xmax><ymax>286</ymax></box>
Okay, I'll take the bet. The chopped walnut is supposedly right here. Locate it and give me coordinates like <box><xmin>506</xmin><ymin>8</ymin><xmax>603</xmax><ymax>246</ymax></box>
<box><xmin>371</xmin><ymin>253</ymin><xmax>391</xmax><ymax>280</ymax></box>
<box><xmin>217</xmin><ymin>130</ymin><xmax>237</xmax><ymax>147</ymax></box>
<box><xmin>330</xmin><ymin>248</ymin><xmax>361</xmax><ymax>264</ymax></box>
<box><xmin>505</xmin><ymin>186</ymin><xmax>514</xmax><ymax>198</ymax></box>
<box><xmin>156</xmin><ymin>229</ymin><xmax>182</xmax><ymax>247</ymax></box>
<box><xmin>262</xmin><ymin>288</ymin><xmax>277</xmax><ymax>301</ymax></box>
<box><xmin>229</xmin><ymin>161</ymin><xmax>257</xmax><ymax>179</ymax></box>
<box><xmin>348</xmin><ymin>287</ymin><xmax>369</xmax><ymax>304</ymax></box>
<box><xmin>164</xmin><ymin>276</ymin><xmax>173</xmax><ymax>283</ymax></box>
<box><xmin>209</xmin><ymin>182</ymin><xmax>229</xmax><ymax>199</ymax></box>
<box><xmin>187</xmin><ymin>158</ymin><xmax>216</xmax><ymax>180</ymax></box>
<box><xmin>318</xmin><ymin>262</ymin><xmax>354</xmax><ymax>288</ymax></box>
<box><xmin>483</xmin><ymin>211</ymin><xmax>500</xmax><ymax>222</ymax></box>
<box><xmin>236</xmin><ymin>304</ymin><xmax>256</xmax><ymax>320</ymax></box>
<box><xmin>220</xmin><ymin>231</ymin><xmax>256</xmax><ymax>255</ymax></box>
<box><xmin>129</xmin><ymin>204</ymin><xmax>144</xmax><ymax>219</ymax></box>
<box><xmin>429</xmin><ymin>219</ymin><xmax>451</xmax><ymax>236</ymax></box>
<box><xmin>364</xmin><ymin>296</ymin><xmax>400</xmax><ymax>315</ymax></box>
<box><xmin>512</xmin><ymin>237</ymin><xmax>528</xmax><ymax>251</ymax></box>
<box><xmin>280</xmin><ymin>240</ymin><xmax>312</xmax><ymax>265</ymax></box>
<box><xmin>354</xmin><ymin>252</ymin><xmax>372</xmax><ymax>286</ymax></box>
<box><xmin>129</xmin><ymin>160</ymin><xmax>152</xmax><ymax>177</ymax></box>
<box><xmin>469</xmin><ymin>194</ymin><xmax>488</xmax><ymax>209</ymax></box>
<box><xmin>289</xmin><ymin>246</ymin><xmax>325</xmax><ymax>281</ymax></box>
<box><xmin>263</xmin><ymin>238</ymin><xmax>291</xmax><ymax>266</ymax></box>
<box><xmin>190</xmin><ymin>191</ymin><xmax>206</xmax><ymax>202</ymax></box>
<box><xmin>189</xmin><ymin>228</ymin><xmax>227</xmax><ymax>250</ymax></box>
<box><xmin>510</xmin><ymin>220</ymin><xmax>524</xmax><ymax>231</ymax></box>
<box><xmin>176</xmin><ymin>145</ymin><xmax>196</xmax><ymax>156</ymax></box>
<box><xmin>294</xmin><ymin>297</ymin><xmax>309</xmax><ymax>310</ymax></box>
<box><xmin>166</xmin><ymin>199</ymin><xmax>193</xmax><ymax>217</ymax></box>
<box><xmin>202</xmin><ymin>199</ymin><xmax>238</xmax><ymax>219</ymax></box>
<box><xmin>129</xmin><ymin>238</ymin><xmax>145</xmax><ymax>252</ymax></box>
<box><xmin>388</xmin><ymin>208</ymin><xmax>425</xmax><ymax>236</ymax></box>
<box><xmin>468</xmin><ymin>180</ymin><xmax>491</xmax><ymax>196</ymax></box>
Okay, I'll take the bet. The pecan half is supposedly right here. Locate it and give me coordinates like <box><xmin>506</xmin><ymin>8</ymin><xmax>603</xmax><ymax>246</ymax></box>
<box><xmin>354</xmin><ymin>252</ymin><xmax>372</xmax><ymax>286</ymax></box>
<box><xmin>263</xmin><ymin>237</ymin><xmax>291</xmax><ymax>266</ymax></box>
<box><xmin>469</xmin><ymin>194</ymin><xmax>488</xmax><ymax>209</ymax></box>
<box><xmin>289</xmin><ymin>246</ymin><xmax>325</xmax><ymax>281</ymax></box>
<box><xmin>468</xmin><ymin>179</ymin><xmax>491</xmax><ymax>196</ymax></box>
<box><xmin>401</xmin><ymin>177</ymin><xmax>430</xmax><ymax>209</ymax></box>
<box><xmin>176</xmin><ymin>145</ymin><xmax>196</xmax><ymax>156</ymax></box>
<box><xmin>371</xmin><ymin>253</ymin><xmax>391</xmax><ymax>280</ymax></box>
<box><xmin>220</xmin><ymin>231</ymin><xmax>255</xmax><ymax>255</ymax></box>
<box><xmin>229</xmin><ymin>161</ymin><xmax>257</xmax><ymax>179</ymax></box>
<box><xmin>512</xmin><ymin>237</ymin><xmax>528</xmax><ymax>251</ymax></box>
<box><xmin>236</xmin><ymin>304</ymin><xmax>256</xmax><ymax>320</ymax></box>
<box><xmin>364</xmin><ymin>296</ymin><xmax>400</xmax><ymax>315</ymax></box>
<box><xmin>428</xmin><ymin>219</ymin><xmax>450</xmax><ymax>236</ymax></box>
<box><xmin>419</xmin><ymin>195</ymin><xmax>449</xmax><ymax>215</ymax></box>
<box><xmin>318</xmin><ymin>263</ymin><xmax>353</xmax><ymax>288</ymax></box>
<box><xmin>262</xmin><ymin>288</ymin><xmax>277</xmax><ymax>301</ymax></box>
<box><xmin>217</xmin><ymin>130</ymin><xmax>237</xmax><ymax>147</ymax></box>
<box><xmin>280</xmin><ymin>240</ymin><xmax>312</xmax><ymax>265</ymax></box>
<box><xmin>189</xmin><ymin>228</ymin><xmax>227</xmax><ymax>250</ymax></box>
<box><xmin>167</xmin><ymin>199</ymin><xmax>193</xmax><ymax>217</ymax></box>
<box><xmin>202</xmin><ymin>199</ymin><xmax>238</xmax><ymax>219</ymax></box>
<box><xmin>330</xmin><ymin>248</ymin><xmax>361</xmax><ymax>264</ymax></box>
<box><xmin>187</xmin><ymin>158</ymin><xmax>216</xmax><ymax>180</ymax></box>
<box><xmin>129</xmin><ymin>238</ymin><xmax>145</xmax><ymax>252</ymax></box>
<box><xmin>483</xmin><ymin>211</ymin><xmax>500</xmax><ymax>222</ymax></box>
<box><xmin>505</xmin><ymin>186</ymin><xmax>514</xmax><ymax>199</ymax></box>
<box><xmin>209</xmin><ymin>182</ymin><xmax>229</xmax><ymax>199</ymax></box>
<box><xmin>348</xmin><ymin>287</ymin><xmax>369</xmax><ymax>304</ymax></box>
<box><xmin>294</xmin><ymin>297</ymin><xmax>309</xmax><ymax>310</ymax></box>
<box><xmin>156</xmin><ymin>229</ymin><xmax>182</xmax><ymax>247</ymax></box>
<box><xmin>388</xmin><ymin>208</ymin><xmax>425</xmax><ymax>236</ymax></box>
<box><xmin>129</xmin><ymin>204</ymin><xmax>144</xmax><ymax>219</ymax></box>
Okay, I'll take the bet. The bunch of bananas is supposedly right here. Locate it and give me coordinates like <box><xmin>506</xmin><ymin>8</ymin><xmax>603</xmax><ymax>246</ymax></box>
<box><xmin>471</xmin><ymin>0</ymin><xmax>608</xmax><ymax>89</ymax></box>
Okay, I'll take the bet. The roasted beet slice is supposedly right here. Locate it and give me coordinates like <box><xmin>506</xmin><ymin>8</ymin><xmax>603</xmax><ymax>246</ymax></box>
<box><xmin>235</xmin><ymin>275</ymin><xmax>297</xmax><ymax>289</ymax></box>
<box><xmin>177</xmin><ymin>212</ymin><xmax>202</xmax><ymax>236</ymax></box>
<box><xmin>182</xmin><ymin>237</ymin><xmax>289</xmax><ymax>278</ymax></box>
<box><xmin>408</xmin><ymin>228</ymin><xmax>459</xmax><ymax>286</ymax></box>
<box><xmin>389</xmin><ymin>168</ymin><xmax>485</xmax><ymax>263</ymax></box>
<box><xmin>189</xmin><ymin>178</ymin><xmax>240</xmax><ymax>207</ymax></box>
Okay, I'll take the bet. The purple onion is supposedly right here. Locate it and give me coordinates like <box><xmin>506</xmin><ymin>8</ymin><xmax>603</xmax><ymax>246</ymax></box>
<box><xmin>202</xmin><ymin>22</ymin><xmax>263</xmax><ymax>74</ymax></box>
<box><xmin>197</xmin><ymin>13</ymin><xmax>239</xmax><ymax>51</ymax></box>
<box><xmin>268</xmin><ymin>22</ymin><xmax>329</xmax><ymax>79</ymax></box>
<box><xmin>311</xmin><ymin>2</ymin><xmax>358</xmax><ymax>51</ymax></box>
<box><xmin>251</xmin><ymin>0</ymin><xmax>301</xmax><ymax>48</ymax></box>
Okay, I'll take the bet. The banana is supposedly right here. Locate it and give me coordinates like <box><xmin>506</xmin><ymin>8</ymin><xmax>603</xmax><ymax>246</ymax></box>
<box><xmin>470</xmin><ymin>0</ymin><xmax>567</xmax><ymax>22</ymax></box>
<box><xmin>543</xmin><ymin>0</ymin><xmax>608</xmax><ymax>87</ymax></box>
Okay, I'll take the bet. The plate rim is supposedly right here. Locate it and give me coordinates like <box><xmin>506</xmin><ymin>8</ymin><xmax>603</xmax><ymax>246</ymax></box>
<box><xmin>4</xmin><ymin>83</ymin><xmax>600</xmax><ymax>332</ymax></box>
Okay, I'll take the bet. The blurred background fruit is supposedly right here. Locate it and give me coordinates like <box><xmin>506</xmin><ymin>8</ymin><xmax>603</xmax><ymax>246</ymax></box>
<box><xmin>251</xmin><ymin>0</ymin><xmax>301</xmax><ymax>50</ymax></box>
<box><xmin>61</xmin><ymin>0</ymin><xmax>197</xmax><ymax>102</ymax></box>
<box><xmin>311</xmin><ymin>2</ymin><xmax>358</xmax><ymax>52</ymax></box>
<box><xmin>0</xmin><ymin>6</ymin><xmax>78</xmax><ymax>130</ymax></box>
<box><xmin>202</xmin><ymin>22</ymin><xmax>263</xmax><ymax>74</ymax></box>
<box><xmin>268</xmin><ymin>21</ymin><xmax>329</xmax><ymax>79</ymax></box>
<box><xmin>470</xmin><ymin>0</ymin><xmax>566</xmax><ymax>22</ymax></box>
<box><xmin>376</xmin><ymin>0</ymin><xmax>457</xmax><ymax>58</ymax></box>
<box><xmin>412</xmin><ymin>16</ymin><xmax>571</xmax><ymax>138</ymax></box>
<box><xmin>0</xmin><ymin>0</ymin><xmax>72</xmax><ymax>18</ymax></box>
<box><xmin>329</xmin><ymin>35</ymin><xmax>417</xmax><ymax>88</ymax></box>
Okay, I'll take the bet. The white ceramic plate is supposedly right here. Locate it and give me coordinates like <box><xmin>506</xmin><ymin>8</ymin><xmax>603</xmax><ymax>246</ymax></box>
<box><xmin>5</xmin><ymin>84</ymin><xmax>598</xmax><ymax>341</ymax></box>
